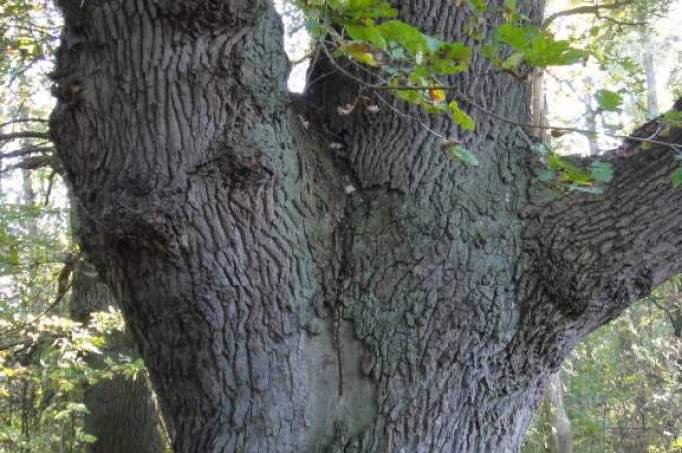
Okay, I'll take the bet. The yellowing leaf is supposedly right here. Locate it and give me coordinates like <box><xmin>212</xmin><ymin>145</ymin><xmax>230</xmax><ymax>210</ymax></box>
<box><xmin>428</xmin><ymin>88</ymin><xmax>446</xmax><ymax>103</ymax></box>
<box><xmin>345</xmin><ymin>42</ymin><xmax>379</xmax><ymax>66</ymax></box>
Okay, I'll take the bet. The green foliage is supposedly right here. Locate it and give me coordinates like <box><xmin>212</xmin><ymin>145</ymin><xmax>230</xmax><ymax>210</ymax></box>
<box><xmin>672</xmin><ymin>167</ymin><xmax>682</xmax><ymax>187</ymax></box>
<box><xmin>0</xmin><ymin>0</ymin><xmax>60</xmax><ymax>85</ymax></box>
<box><xmin>523</xmin><ymin>282</ymin><xmax>682</xmax><ymax>453</ymax></box>
<box><xmin>0</xmin><ymin>181</ymin><xmax>146</xmax><ymax>451</ymax></box>
<box><xmin>493</xmin><ymin>22</ymin><xmax>585</xmax><ymax>68</ymax></box>
<box><xmin>0</xmin><ymin>2</ymin><xmax>152</xmax><ymax>449</ymax></box>
<box><xmin>295</xmin><ymin>0</ymin><xmax>585</xmax><ymax>136</ymax></box>
<box><xmin>594</xmin><ymin>89</ymin><xmax>623</xmax><ymax>112</ymax></box>
<box><xmin>290</xmin><ymin>0</ymin><xmax>636</xmax><ymax>194</ymax></box>
<box><xmin>661</xmin><ymin>111</ymin><xmax>682</xmax><ymax>127</ymax></box>
<box><xmin>532</xmin><ymin>142</ymin><xmax>613</xmax><ymax>192</ymax></box>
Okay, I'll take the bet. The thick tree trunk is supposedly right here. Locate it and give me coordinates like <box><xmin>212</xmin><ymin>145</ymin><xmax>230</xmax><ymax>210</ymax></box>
<box><xmin>49</xmin><ymin>1</ymin><xmax>682</xmax><ymax>452</ymax></box>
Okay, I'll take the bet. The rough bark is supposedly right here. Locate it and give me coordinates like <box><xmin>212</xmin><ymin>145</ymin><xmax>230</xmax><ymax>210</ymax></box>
<box><xmin>69</xmin><ymin>259</ymin><xmax>169</xmax><ymax>453</ymax></box>
<box><xmin>49</xmin><ymin>1</ymin><xmax>682</xmax><ymax>452</ymax></box>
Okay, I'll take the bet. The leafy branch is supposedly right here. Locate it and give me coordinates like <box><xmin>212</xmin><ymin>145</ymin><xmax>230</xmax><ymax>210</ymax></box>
<box><xmin>296</xmin><ymin>0</ymin><xmax>682</xmax><ymax>188</ymax></box>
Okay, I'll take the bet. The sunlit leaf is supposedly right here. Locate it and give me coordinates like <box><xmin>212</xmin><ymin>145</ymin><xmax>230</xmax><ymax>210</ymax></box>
<box><xmin>448</xmin><ymin>101</ymin><xmax>475</xmax><ymax>130</ymax></box>
<box><xmin>595</xmin><ymin>89</ymin><xmax>623</xmax><ymax>112</ymax></box>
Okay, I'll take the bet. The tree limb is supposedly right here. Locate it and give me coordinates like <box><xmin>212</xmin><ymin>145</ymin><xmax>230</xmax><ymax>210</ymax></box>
<box><xmin>525</xmin><ymin>113</ymin><xmax>682</xmax><ymax>336</ymax></box>
<box><xmin>543</xmin><ymin>1</ymin><xmax>635</xmax><ymax>28</ymax></box>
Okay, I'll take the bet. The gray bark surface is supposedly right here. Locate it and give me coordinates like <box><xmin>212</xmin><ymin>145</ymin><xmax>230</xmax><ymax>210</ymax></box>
<box><xmin>49</xmin><ymin>1</ymin><xmax>682</xmax><ymax>452</ymax></box>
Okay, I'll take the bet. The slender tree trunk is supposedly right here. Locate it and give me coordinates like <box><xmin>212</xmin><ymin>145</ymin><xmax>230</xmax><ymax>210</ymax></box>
<box><xmin>641</xmin><ymin>31</ymin><xmax>658</xmax><ymax>118</ymax></box>
<box><xmin>50</xmin><ymin>1</ymin><xmax>682</xmax><ymax>452</ymax></box>
<box><xmin>543</xmin><ymin>373</ymin><xmax>572</xmax><ymax>453</ymax></box>
<box><xmin>579</xmin><ymin>75</ymin><xmax>600</xmax><ymax>155</ymax></box>
<box><xmin>531</xmin><ymin>73</ymin><xmax>549</xmax><ymax>141</ymax></box>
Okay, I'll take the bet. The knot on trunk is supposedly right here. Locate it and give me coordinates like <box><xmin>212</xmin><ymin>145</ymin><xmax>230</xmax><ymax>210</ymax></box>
<box><xmin>81</xmin><ymin>187</ymin><xmax>186</xmax><ymax>260</ymax></box>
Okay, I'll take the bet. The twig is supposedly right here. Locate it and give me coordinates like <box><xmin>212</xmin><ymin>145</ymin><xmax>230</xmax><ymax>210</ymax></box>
<box><xmin>0</xmin><ymin>131</ymin><xmax>50</xmax><ymax>142</ymax></box>
<box><xmin>0</xmin><ymin>146</ymin><xmax>53</xmax><ymax>160</ymax></box>
<box><xmin>320</xmin><ymin>45</ymin><xmax>682</xmax><ymax>151</ymax></box>
<box><xmin>0</xmin><ymin>118</ymin><xmax>49</xmax><ymax>129</ymax></box>
<box><xmin>373</xmin><ymin>92</ymin><xmax>446</xmax><ymax>139</ymax></box>
<box><xmin>0</xmin><ymin>282</ymin><xmax>72</xmax><ymax>341</ymax></box>
<box><xmin>44</xmin><ymin>170</ymin><xmax>57</xmax><ymax>206</ymax></box>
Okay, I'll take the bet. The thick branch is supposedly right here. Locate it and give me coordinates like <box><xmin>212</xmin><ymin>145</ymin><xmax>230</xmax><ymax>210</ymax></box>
<box><xmin>526</xmin><ymin>109</ymin><xmax>682</xmax><ymax>336</ymax></box>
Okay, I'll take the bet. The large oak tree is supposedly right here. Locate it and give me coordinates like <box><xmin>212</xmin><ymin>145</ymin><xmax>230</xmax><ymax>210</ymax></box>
<box><xmin>49</xmin><ymin>0</ymin><xmax>682</xmax><ymax>451</ymax></box>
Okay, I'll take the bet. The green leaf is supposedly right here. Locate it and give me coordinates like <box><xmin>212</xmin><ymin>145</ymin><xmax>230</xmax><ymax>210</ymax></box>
<box><xmin>547</xmin><ymin>153</ymin><xmax>592</xmax><ymax>185</ymax></box>
<box><xmin>595</xmin><ymin>89</ymin><xmax>622</xmax><ymax>112</ymax></box>
<box><xmin>661</xmin><ymin>111</ymin><xmax>682</xmax><ymax>127</ymax></box>
<box><xmin>590</xmin><ymin>161</ymin><xmax>614</xmax><ymax>183</ymax></box>
<box><xmin>428</xmin><ymin>42</ymin><xmax>470</xmax><ymax>74</ymax></box>
<box><xmin>377</xmin><ymin>20</ymin><xmax>428</xmax><ymax>56</ymax></box>
<box><xmin>345</xmin><ymin>24</ymin><xmax>387</xmax><ymax>49</ymax></box>
<box><xmin>448</xmin><ymin>101</ymin><xmax>475</xmax><ymax>131</ymax></box>
<box><xmin>347</xmin><ymin>0</ymin><xmax>397</xmax><ymax>18</ymax></box>
<box><xmin>496</xmin><ymin>23</ymin><xmax>529</xmax><ymax>49</ymax></box>
<box><xmin>343</xmin><ymin>42</ymin><xmax>379</xmax><ymax>66</ymax></box>
<box><xmin>81</xmin><ymin>434</ymin><xmax>98</xmax><ymax>444</ymax></box>
<box><xmin>447</xmin><ymin>145</ymin><xmax>480</xmax><ymax>166</ymax></box>
<box><xmin>327</xmin><ymin>0</ymin><xmax>351</xmax><ymax>12</ymax></box>
<box><xmin>532</xmin><ymin>141</ymin><xmax>551</xmax><ymax>157</ymax></box>
<box><xmin>502</xmin><ymin>52</ymin><xmax>524</xmax><ymax>70</ymax></box>
<box><xmin>349</xmin><ymin>0</ymin><xmax>375</xmax><ymax>7</ymax></box>
<box><xmin>390</xmin><ymin>78</ymin><xmax>421</xmax><ymax>103</ymax></box>
<box><xmin>467</xmin><ymin>0</ymin><xmax>487</xmax><ymax>13</ymax></box>
<box><xmin>504</xmin><ymin>0</ymin><xmax>517</xmax><ymax>11</ymax></box>
<box><xmin>672</xmin><ymin>167</ymin><xmax>682</xmax><ymax>187</ymax></box>
<box><xmin>495</xmin><ymin>23</ymin><xmax>585</xmax><ymax>67</ymax></box>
